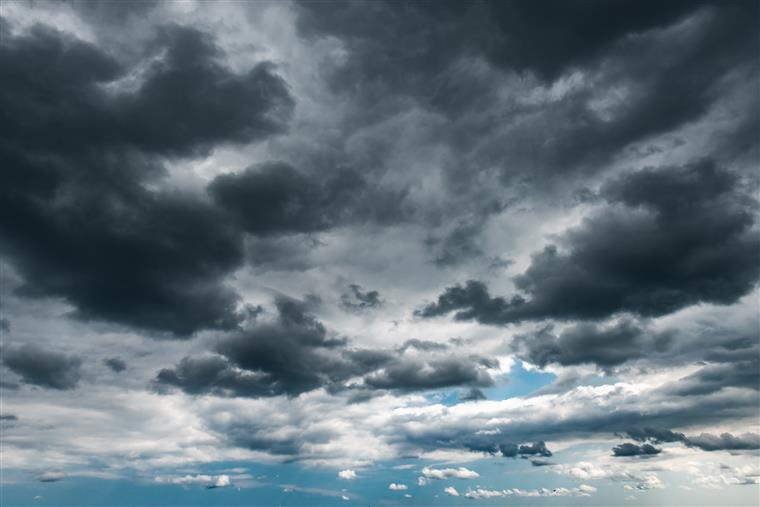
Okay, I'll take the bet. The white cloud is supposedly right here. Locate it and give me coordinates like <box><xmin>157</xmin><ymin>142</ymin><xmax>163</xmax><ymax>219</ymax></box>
<box><xmin>421</xmin><ymin>466</ymin><xmax>479</xmax><ymax>480</ymax></box>
<box><xmin>389</xmin><ymin>482</ymin><xmax>408</xmax><ymax>490</ymax></box>
<box><xmin>337</xmin><ymin>469</ymin><xmax>357</xmax><ymax>480</ymax></box>
<box><xmin>555</xmin><ymin>462</ymin><xmax>664</xmax><ymax>490</ymax></box>
<box><xmin>444</xmin><ymin>486</ymin><xmax>459</xmax><ymax>497</ymax></box>
<box><xmin>154</xmin><ymin>474</ymin><xmax>231</xmax><ymax>488</ymax></box>
<box><xmin>465</xmin><ymin>484</ymin><xmax>596</xmax><ymax>499</ymax></box>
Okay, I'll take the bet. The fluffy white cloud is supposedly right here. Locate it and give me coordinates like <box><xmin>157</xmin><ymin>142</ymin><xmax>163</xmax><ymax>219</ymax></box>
<box><xmin>444</xmin><ymin>486</ymin><xmax>460</xmax><ymax>496</ymax></box>
<box><xmin>337</xmin><ymin>469</ymin><xmax>357</xmax><ymax>480</ymax></box>
<box><xmin>388</xmin><ymin>482</ymin><xmax>408</xmax><ymax>490</ymax></box>
<box><xmin>154</xmin><ymin>474</ymin><xmax>231</xmax><ymax>488</ymax></box>
<box><xmin>555</xmin><ymin>462</ymin><xmax>664</xmax><ymax>490</ymax></box>
<box><xmin>421</xmin><ymin>466</ymin><xmax>480</xmax><ymax>480</ymax></box>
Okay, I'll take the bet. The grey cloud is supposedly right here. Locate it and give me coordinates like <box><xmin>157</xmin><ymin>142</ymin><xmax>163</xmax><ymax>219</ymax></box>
<box><xmin>37</xmin><ymin>471</ymin><xmax>66</xmax><ymax>483</ymax></box>
<box><xmin>661</xmin><ymin>359</ymin><xmax>760</xmax><ymax>396</ymax></box>
<box><xmin>459</xmin><ymin>388</ymin><xmax>486</xmax><ymax>402</ymax></box>
<box><xmin>0</xmin><ymin>23</ymin><xmax>296</xmax><ymax>335</ymax></box>
<box><xmin>363</xmin><ymin>356</ymin><xmax>495</xmax><ymax>391</ymax></box>
<box><xmin>612</xmin><ymin>443</ymin><xmax>662</xmax><ymax>457</ymax></box>
<box><xmin>419</xmin><ymin>161</ymin><xmax>759</xmax><ymax>324</ymax></box>
<box><xmin>499</xmin><ymin>441</ymin><xmax>553</xmax><ymax>458</ymax></box>
<box><xmin>340</xmin><ymin>284</ymin><xmax>382</xmax><ymax>312</ymax></box>
<box><xmin>398</xmin><ymin>339</ymin><xmax>449</xmax><ymax>353</ymax></box>
<box><xmin>103</xmin><ymin>357</ymin><xmax>127</xmax><ymax>373</ymax></box>
<box><xmin>3</xmin><ymin>345</ymin><xmax>82</xmax><ymax>390</ymax></box>
<box><xmin>209</xmin><ymin>162</ymin><xmax>409</xmax><ymax>237</ymax></box>
<box><xmin>512</xmin><ymin>319</ymin><xmax>673</xmax><ymax>369</ymax></box>
<box><xmin>155</xmin><ymin>296</ymin><xmax>496</xmax><ymax>398</ymax></box>
<box><xmin>625</xmin><ymin>427</ymin><xmax>760</xmax><ymax>452</ymax></box>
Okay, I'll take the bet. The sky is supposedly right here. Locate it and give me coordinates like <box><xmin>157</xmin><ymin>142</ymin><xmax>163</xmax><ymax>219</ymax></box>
<box><xmin>0</xmin><ymin>1</ymin><xmax>758</xmax><ymax>506</ymax></box>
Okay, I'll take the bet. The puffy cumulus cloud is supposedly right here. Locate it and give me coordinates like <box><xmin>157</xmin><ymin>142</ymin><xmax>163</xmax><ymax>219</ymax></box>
<box><xmin>465</xmin><ymin>484</ymin><xmax>597</xmax><ymax>499</ymax></box>
<box><xmin>337</xmin><ymin>469</ymin><xmax>356</xmax><ymax>481</ymax></box>
<box><xmin>388</xmin><ymin>482</ymin><xmax>407</xmax><ymax>490</ymax></box>
<box><xmin>419</xmin><ymin>161</ymin><xmax>759</xmax><ymax>325</ymax></box>
<box><xmin>690</xmin><ymin>464</ymin><xmax>760</xmax><ymax>489</ymax></box>
<box><xmin>420</xmin><ymin>467</ymin><xmax>479</xmax><ymax>480</ymax></box>
<box><xmin>154</xmin><ymin>295</ymin><xmax>498</xmax><ymax>398</ymax></box>
<box><xmin>0</xmin><ymin>21</ymin><xmax>294</xmax><ymax>336</ymax></box>
<box><xmin>555</xmin><ymin>462</ymin><xmax>664</xmax><ymax>490</ymax></box>
<box><xmin>443</xmin><ymin>486</ymin><xmax>459</xmax><ymax>497</ymax></box>
<box><xmin>2</xmin><ymin>344</ymin><xmax>82</xmax><ymax>390</ymax></box>
<box><xmin>154</xmin><ymin>474</ymin><xmax>231</xmax><ymax>489</ymax></box>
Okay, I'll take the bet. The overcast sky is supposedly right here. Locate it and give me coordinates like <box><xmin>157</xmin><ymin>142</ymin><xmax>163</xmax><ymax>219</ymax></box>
<box><xmin>0</xmin><ymin>1</ymin><xmax>758</xmax><ymax>506</ymax></box>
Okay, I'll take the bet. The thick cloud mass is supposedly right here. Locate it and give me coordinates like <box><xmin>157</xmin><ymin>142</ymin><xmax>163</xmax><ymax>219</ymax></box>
<box><xmin>625</xmin><ymin>428</ymin><xmax>760</xmax><ymax>452</ymax></box>
<box><xmin>155</xmin><ymin>297</ymin><xmax>496</xmax><ymax>398</ymax></box>
<box><xmin>1</xmin><ymin>0</ymin><xmax>758</xmax><ymax>499</ymax></box>
<box><xmin>0</xmin><ymin>24</ymin><xmax>292</xmax><ymax>335</ymax></box>
<box><xmin>512</xmin><ymin>319</ymin><xmax>673</xmax><ymax>369</ymax></box>
<box><xmin>420</xmin><ymin>161</ymin><xmax>759</xmax><ymax>324</ymax></box>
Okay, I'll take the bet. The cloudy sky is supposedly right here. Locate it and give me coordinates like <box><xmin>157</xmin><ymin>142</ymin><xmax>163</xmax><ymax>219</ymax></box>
<box><xmin>0</xmin><ymin>1</ymin><xmax>758</xmax><ymax>505</ymax></box>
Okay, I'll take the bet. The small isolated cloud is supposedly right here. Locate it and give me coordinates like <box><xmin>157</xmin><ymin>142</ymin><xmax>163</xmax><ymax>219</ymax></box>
<box><xmin>444</xmin><ymin>486</ymin><xmax>460</xmax><ymax>497</ymax></box>
<box><xmin>341</xmin><ymin>494</ymin><xmax>349</xmax><ymax>501</ymax></box>
<box><xmin>612</xmin><ymin>442</ymin><xmax>662</xmax><ymax>457</ymax></box>
<box><xmin>338</xmin><ymin>469</ymin><xmax>357</xmax><ymax>480</ymax></box>
<box><xmin>154</xmin><ymin>474</ymin><xmax>231</xmax><ymax>489</ymax></box>
<box><xmin>37</xmin><ymin>471</ymin><xmax>65</xmax><ymax>483</ymax></box>
<box><xmin>422</xmin><ymin>466</ymin><xmax>479</xmax><ymax>480</ymax></box>
<box><xmin>389</xmin><ymin>483</ymin><xmax>408</xmax><ymax>490</ymax></box>
<box><xmin>103</xmin><ymin>357</ymin><xmax>127</xmax><ymax>373</ymax></box>
<box><xmin>404</xmin><ymin>493</ymin><xmax>412</xmax><ymax>498</ymax></box>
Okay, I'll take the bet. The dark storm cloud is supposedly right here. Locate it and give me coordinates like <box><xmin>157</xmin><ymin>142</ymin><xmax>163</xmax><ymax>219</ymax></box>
<box><xmin>498</xmin><ymin>441</ymin><xmax>553</xmax><ymax>458</ymax></box>
<box><xmin>340</xmin><ymin>284</ymin><xmax>382</xmax><ymax>312</ymax></box>
<box><xmin>363</xmin><ymin>356</ymin><xmax>495</xmax><ymax>391</ymax></box>
<box><xmin>0</xmin><ymin>414</ymin><xmax>17</xmax><ymax>421</ymax></box>
<box><xmin>209</xmin><ymin>162</ymin><xmax>408</xmax><ymax>237</ymax></box>
<box><xmin>295</xmin><ymin>0</ymin><xmax>724</xmax><ymax>98</ymax></box>
<box><xmin>155</xmin><ymin>296</ymin><xmax>496</xmax><ymax>398</ymax></box>
<box><xmin>2</xmin><ymin>344</ymin><xmax>82</xmax><ymax>390</ymax></box>
<box><xmin>419</xmin><ymin>160</ymin><xmax>759</xmax><ymax>324</ymax></box>
<box><xmin>612</xmin><ymin>443</ymin><xmax>662</xmax><ymax>457</ymax></box>
<box><xmin>512</xmin><ymin>319</ymin><xmax>673</xmax><ymax>369</ymax></box>
<box><xmin>103</xmin><ymin>357</ymin><xmax>127</xmax><ymax>373</ymax></box>
<box><xmin>296</xmin><ymin>0</ymin><xmax>758</xmax><ymax>194</ymax></box>
<box><xmin>625</xmin><ymin>427</ymin><xmax>760</xmax><ymax>453</ymax></box>
<box><xmin>0</xmin><ymin>23</ymin><xmax>293</xmax><ymax>335</ymax></box>
<box><xmin>686</xmin><ymin>433</ymin><xmax>760</xmax><ymax>452</ymax></box>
